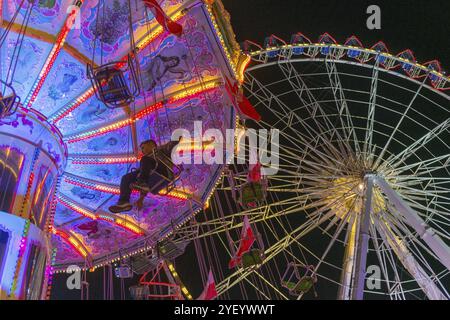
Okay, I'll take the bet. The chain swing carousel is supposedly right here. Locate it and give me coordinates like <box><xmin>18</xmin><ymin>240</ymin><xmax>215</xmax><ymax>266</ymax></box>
<box><xmin>1</xmin><ymin>0</ymin><xmax>450</xmax><ymax>301</ymax></box>
<box><xmin>0</xmin><ymin>0</ymin><xmax>245</xmax><ymax>300</ymax></box>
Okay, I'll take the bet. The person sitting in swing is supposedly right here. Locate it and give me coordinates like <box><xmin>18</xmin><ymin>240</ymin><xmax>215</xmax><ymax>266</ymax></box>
<box><xmin>109</xmin><ymin>137</ymin><xmax>181</xmax><ymax>213</ymax></box>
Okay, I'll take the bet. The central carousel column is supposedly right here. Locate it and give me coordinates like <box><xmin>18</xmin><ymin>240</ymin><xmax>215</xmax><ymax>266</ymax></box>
<box><xmin>0</xmin><ymin>107</ymin><xmax>67</xmax><ymax>300</ymax></box>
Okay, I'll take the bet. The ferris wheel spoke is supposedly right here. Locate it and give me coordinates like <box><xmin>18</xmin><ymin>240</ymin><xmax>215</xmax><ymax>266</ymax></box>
<box><xmin>393</xmin><ymin>183</ymin><xmax>450</xmax><ymax>202</ymax></box>
<box><xmin>260</xmin><ymin>116</ymin><xmax>346</xmax><ymax>168</ymax></box>
<box><xmin>363</xmin><ymin>59</ymin><xmax>380</xmax><ymax>165</ymax></box>
<box><xmin>337</xmin><ymin>218</ymin><xmax>358</xmax><ymax>300</ymax></box>
<box><xmin>378</xmin><ymin>118</ymin><xmax>450</xmax><ymax>172</ymax></box>
<box><xmin>373</xmin><ymin>217</ymin><xmax>415</xmax><ymax>299</ymax></box>
<box><xmin>245</xmin><ymin>73</ymin><xmax>294</xmax><ymax>117</ymax></box>
<box><xmin>251</xmin><ymin>270</ymin><xmax>290</xmax><ymax>300</ymax></box>
<box><xmin>312</xmin><ymin>197</ymin><xmax>358</xmax><ymax>281</ymax></box>
<box><xmin>314</xmin><ymin>198</ymin><xmax>356</xmax><ymax>298</ymax></box>
<box><xmin>290</xmin><ymin>145</ymin><xmax>346</xmax><ymax>172</ymax></box>
<box><xmin>387</xmin><ymin>154</ymin><xmax>450</xmax><ymax>177</ymax></box>
<box><xmin>277</xmin><ymin>161</ymin><xmax>340</xmax><ymax>177</ymax></box>
<box><xmin>276</xmin><ymin>60</ymin><xmax>351</xmax><ymax>153</ymax></box>
<box><xmin>257</xmin><ymin>119</ymin><xmax>334</xmax><ymax>164</ymax></box>
<box><xmin>374</xmin><ymin>76</ymin><xmax>429</xmax><ymax>169</ymax></box>
<box><xmin>374</xmin><ymin>224</ymin><xmax>409</xmax><ymax>300</ymax></box>
<box><xmin>246</xmin><ymin>73</ymin><xmax>347</xmax><ymax>161</ymax></box>
<box><xmin>240</xmin><ymin>275</ymin><xmax>273</xmax><ymax>300</ymax></box>
<box><xmin>325</xmin><ymin>57</ymin><xmax>361</xmax><ymax>156</ymax></box>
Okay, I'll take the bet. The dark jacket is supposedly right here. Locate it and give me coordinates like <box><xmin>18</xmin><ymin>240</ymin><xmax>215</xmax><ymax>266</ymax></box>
<box><xmin>139</xmin><ymin>141</ymin><xmax>179</xmax><ymax>181</ymax></box>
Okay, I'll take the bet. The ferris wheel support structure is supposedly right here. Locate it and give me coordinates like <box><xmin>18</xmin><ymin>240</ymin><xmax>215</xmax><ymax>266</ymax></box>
<box><xmin>374</xmin><ymin>214</ymin><xmax>448</xmax><ymax>300</ymax></box>
<box><xmin>374</xmin><ymin>177</ymin><xmax>450</xmax><ymax>271</ymax></box>
<box><xmin>351</xmin><ymin>175</ymin><xmax>374</xmax><ymax>300</ymax></box>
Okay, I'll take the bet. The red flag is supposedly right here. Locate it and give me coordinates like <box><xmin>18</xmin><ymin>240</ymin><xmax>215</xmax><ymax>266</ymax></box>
<box><xmin>224</xmin><ymin>76</ymin><xmax>261</xmax><ymax>122</ymax></box>
<box><xmin>248</xmin><ymin>162</ymin><xmax>262</xmax><ymax>183</ymax></box>
<box><xmin>228</xmin><ymin>216</ymin><xmax>256</xmax><ymax>269</ymax></box>
<box><xmin>197</xmin><ymin>269</ymin><xmax>218</xmax><ymax>300</ymax></box>
<box><xmin>143</xmin><ymin>0</ymin><xmax>183</xmax><ymax>37</ymax></box>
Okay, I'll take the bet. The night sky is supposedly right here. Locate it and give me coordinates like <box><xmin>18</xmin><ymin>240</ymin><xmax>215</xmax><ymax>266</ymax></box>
<box><xmin>222</xmin><ymin>0</ymin><xmax>450</xmax><ymax>65</ymax></box>
<box><xmin>51</xmin><ymin>0</ymin><xmax>450</xmax><ymax>300</ymax></box>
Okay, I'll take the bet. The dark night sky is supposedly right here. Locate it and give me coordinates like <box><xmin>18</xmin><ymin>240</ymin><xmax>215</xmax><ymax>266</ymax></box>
<box><xmin>51</xmin><ymin>0</ymin><xmax>450</xmax><ymax>300</ymax></box>
<box><xmin>222</xmin><ymin>0</ymin><xmax>450</xmax><ymax>67</ymax></box>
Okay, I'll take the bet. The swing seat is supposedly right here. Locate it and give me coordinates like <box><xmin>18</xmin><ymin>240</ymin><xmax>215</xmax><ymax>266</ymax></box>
<box><xmin>87</xmin><ymin>55</ymin><xmax>140</xmax><ymax>109</ymax></box>
<box><xmin>114</xmin><ymin>265</ymin><xmax>133</xmax><ymax>279</ymax></box>
<box><xmin>129</xmin><ymin>285</ymin><xmax>150</xmax><ymax>300</ymax></box>
<box><xmin>292</xmin><ymin>276</ymin><xmax>315</xmax><ymax>294</ymax></box>
<box><xmin>281</xmin><ymin>280</ymin><xmax>297</xmax><ymax>291</ymax></box>
<box><xmin>0</xmin><ymin>83</ymin><xmax>20</xmax><ymax>119</ymax></box>
<box><xmin>241</xmin><ymin>248</ymin><xmax>264</xmax><ymax>269</ymax></box>
<box><xmin>158</xmin><ymin>240</ymin><xmax>187</xmax><ymax>260</ymax></box>
<box><xmin>130</xmin><ymin>254</ymin><xmax>159</xmax><ymax>275</ymax></box>
<box><xmin>240</xmin><ymin>182</ymin><xmax>265</xmax><ymax>206</ymax></box>
<box><xmin>89</xmin><ymin>64</ymin><xmax>133</xmax><ymax>107</ymax></box>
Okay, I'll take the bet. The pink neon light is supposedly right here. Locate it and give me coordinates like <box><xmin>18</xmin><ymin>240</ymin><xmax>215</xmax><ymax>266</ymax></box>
<box><xmin>26</xmin><ymin>4</ymin><xmax>83</xmax><ymax>108</ymax></box>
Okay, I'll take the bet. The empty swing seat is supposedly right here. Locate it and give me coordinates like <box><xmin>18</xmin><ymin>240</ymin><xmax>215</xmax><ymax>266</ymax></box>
<box><xmin>130</xmin><ymin>254</ymin><xmax>159</xmax><ymax>275</ymax></box>
<box><xmin>241</xmin><ymin>248</ymin><xmax>264</xmax><ymax>269</ymax></box>
<box><xmin>0</xmin><ymin>91</ymin><xmax>19</xmax><ymax>119</ymax></box>
<box><xmin>129</xmin><ymin>285</ymin><xmax>150</xmax><ymax>300</ymax></box>
<box><xmin>87</xmin><ymin>55</ymin><xmax>140</xmax><ymax>109</ymax></box>
<box><xmin>94</xmin><ymin>67</ymin><xmax>132</xmax><ymax>106</ymax></box>
<box><xmin>293</xmin><ymin>277</ymin><xmax>315</xmax><ymax>294</ymax></box>
<box><xmin>282</xmin><ymin>277</ymin><xmax>315</xmax><ymax>295</ymax></box>
<box><xmin>158</xmin><ymin>240</ymin><xmax>187</xmax><ymax>260</ymax></box>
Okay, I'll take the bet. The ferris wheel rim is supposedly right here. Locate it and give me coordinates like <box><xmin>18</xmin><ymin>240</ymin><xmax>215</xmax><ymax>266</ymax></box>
<box><xmin>246</xmin><ymin>58</ymin><xmax>450</xmax><ymax>102</ymax></box>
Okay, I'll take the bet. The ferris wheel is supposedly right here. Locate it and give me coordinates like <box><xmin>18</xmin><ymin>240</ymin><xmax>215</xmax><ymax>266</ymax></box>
<box><xmin>168</xmin><ymin>33</ymin><xmax>450</xmax><ymax>300</ymax></box>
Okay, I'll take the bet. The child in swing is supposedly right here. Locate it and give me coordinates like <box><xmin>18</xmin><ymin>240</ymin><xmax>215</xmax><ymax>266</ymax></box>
<box><xmin>109</xmin><ymin>137</ymin><xmax>181</xmax><ymax>213</ymax></box>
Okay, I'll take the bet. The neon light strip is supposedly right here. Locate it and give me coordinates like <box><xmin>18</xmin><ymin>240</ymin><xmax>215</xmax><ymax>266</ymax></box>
<box><xmin>250</xmin><ymin>41</ymin><xmax>450</xmax><ymax>91</ymax></box>
<box><xmin>63</xmin><ymin>176</ymin><xmax>191</xmax><ymax>201</ymax></box>
<box><xmin>66</xmin><ymin>82</ymin><xmax>219</xmax><ymax>143</ymax></box>
<box><xmin>50</xmin><ymin>10</ymin><xmax>185</xmax><ymax>124</ymax></box>
<box><xmin>10</xmin><ymin>220</ymin><xmax>30</xmax><ymax>298</ymax></box>
<box><xmin>45</xmin><ymin>248</ymin><xmax>57</xmax><ymax>299</ymax></box>
<box><xmin>57</xmin><ymin>195</ymin><xmax>97</xmax><ymax>220</ymax></box>
<box><xmin>24</xmin><ymin>2</ymin><xmax>84</xmax><ymax>108</ymax></box>
<box><xmin>71</xmin><ymin>155</ymin><xmax>139</xmax><ymax>165</ymax></box>
<box><xmin>205</xmin><ymin>4</ymin><xmax>238</xmax><ymax>78</ymax></box>
<box><xmin>57</xmin><ymin>195</ymin><xmax>145</xmax><ymax>235</ymax></box>
<box><xmin>52</xmin><ymin>227</ymin><xmax>89</xmax><ymax>258</ymax></box>
<box><xmin>69</xmin><ymin>141</ymin><xmax>213</xmax><ymax>165</ymax></box>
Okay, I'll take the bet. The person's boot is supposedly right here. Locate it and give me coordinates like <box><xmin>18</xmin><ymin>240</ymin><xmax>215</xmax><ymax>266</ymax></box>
<box><xmin>109</xmin><ymin>200</ymin><xmax>133</xmax><ymax>213</ymax></box>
